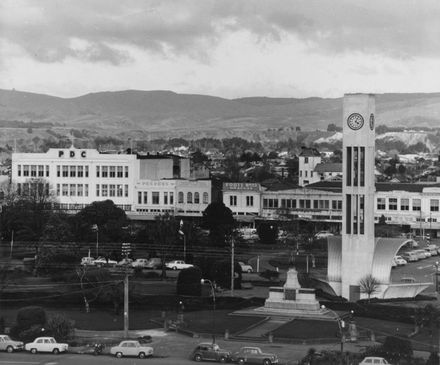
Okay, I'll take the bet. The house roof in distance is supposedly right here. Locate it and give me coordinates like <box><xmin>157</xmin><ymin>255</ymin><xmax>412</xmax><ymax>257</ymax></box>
<box><xmin>314</xmin><ymin>162</ymin><xmax>342</xmax><ymax>173</ymax></box>
<box><xmin>299</xmin><ymin>146</ymin><xmax>321</xmax><ymax>157</ymax></box>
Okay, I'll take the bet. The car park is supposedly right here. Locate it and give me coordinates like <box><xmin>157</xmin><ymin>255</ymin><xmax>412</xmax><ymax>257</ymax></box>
<box><xmin>413</xmin><ymin>249</ymin><xmax>429</xmax><ymax>260</ymax></box>
<box><xmin>145</xmin><ymin>257</ymin><xmax>163</xmax><ymax>269</ymax></box>
<box><xmin>239</xmin><ymin>261</ymin><xmax>253</xmax><ymax>273</ymax></box>
<box><xmin>117</xmin><ymin>258</ymin><xmax>133</xmax><ymax>266</ymax></box>
<box><xmin>0</xmin><ymin>334</ymin><xmax>24</xmax><ymax>352</ymax></box>
<box><xmin>110</xmin><ymin>340</ymin><xmax>153</xmax><ymax>358</ymax></box>
<box><xmin>359</xmin><ymin>356</ymin><xmax>392</xmax><ymax>364</ymax></box>
<box><xmin>131</xmin><ymin>258</ymin><xmax>150</xmax><ymax>268</ymax></box>
<box><xmin>25</xmin><ymin>337</ymin><xmax>68</xmax><ymax>354</ymax></box>
<box><xmin>425</xmin><ymin>245</ymin><xmax>439</xmax><ymax>256</ymax></box>
<box><xmin>314</xmin><ymin>231</ymin><xmax>334</xmax><ymax>239</ymax></box>
<box><xmin>191</xmin><ymin>342</ymin><xmax>231</xmax><ymax>363</ymax></box>
<box><xmin>231</xmin><ymin>346</ymin><xmax>278</xmax><ymax>365</ymax></box>
<box><xmin>393</xmin><ymin>256</ymin><xmax>407</xmax><ymax>266</ymax></box>
<box><xmin>165</xmin><ymin>260</ymin><xmax>194</xmax><ymax>270</ymax></box>
<box><xmin>93</xmin><ymin>257</ymin><xmax>117</xmax><ymax>267</ymax></box>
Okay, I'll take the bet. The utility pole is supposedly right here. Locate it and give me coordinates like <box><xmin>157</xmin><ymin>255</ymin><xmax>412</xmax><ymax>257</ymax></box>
<box><xmin>231</xmin><ymin>237</ymin><xmax>235</xmax><ymax>296</ymax></box>
<box><xmin>121</xmin><ymin>242</ymin><xmax>131</xmax><ymax>339</ymax></box>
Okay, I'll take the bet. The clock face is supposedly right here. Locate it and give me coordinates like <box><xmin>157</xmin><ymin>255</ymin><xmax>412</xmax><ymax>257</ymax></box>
<box><xmin>369</xmin><ymin>113</ymin><xmax>375</xmax><ymax>130</ymax></box>
<box><xmin>347</xmin><ymin>113</ymin><xmax>364</xmax><ymax>130</ymax></box>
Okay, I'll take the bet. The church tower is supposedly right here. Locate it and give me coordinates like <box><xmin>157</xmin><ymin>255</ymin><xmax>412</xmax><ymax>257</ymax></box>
<box><xmin>341</xmin><ymin>94</ymin><xmax>376</xmax><ymax>300</ymax></box>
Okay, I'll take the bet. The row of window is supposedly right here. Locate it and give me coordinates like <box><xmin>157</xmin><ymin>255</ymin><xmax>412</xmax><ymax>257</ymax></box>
<box><xmin>229</xmin><ymin>195</ymin><xmax>254</xmax><ymax>207</ymax></box>
<box><xmin>56</xmin><ymin>183</ymin><xmax>90</xmax><ymax>197</ymax></box>
<box><xmin>262</xmin><ymin>198</ymin><xmax>343</xmax><ymax>210</ymax></box>
<box><xmin>177</xmin><ymin>191</ymin><xmax>209</xmax><ymax>204</ymax></box>
<box><xmin>17</xmin><ymin>165</ymin><xmax>50</xmax><ymax>177</ymax></box>
<box><xmin>16</xmin><ymin>182</ymin><xmax>50</xmax><ymax>196</ymax></box>
<box><xmin>56</xmin><ymin>165</ymin><xmax>90</xmax><ymax>178</ymax></box>
<box><xmin>96</xmin><ymin>166</ymin><xmax>129</xmax><ymax>178</ymax></box>
<box><xmin>299</xmin><ymin>170</ymin><xmax>314</xmax><ymax>178</ymax></box>
<box><xmin>138</xmin><ymin>191</ymin><xmax>174</xmax><ymax>205</ymax></box>
<box><xmin>96</xmin><ymin>184</ymin><xmax>129</xmax><ymax>198</ymax></box>
<box><xmin>376</xmin><ymin>198</ymin><xmax>435</xmax><ymax>211</ymax></box>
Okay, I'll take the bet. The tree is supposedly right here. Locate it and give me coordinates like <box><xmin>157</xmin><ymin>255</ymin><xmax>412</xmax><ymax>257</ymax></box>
<box><xmin>191</xmin><ymin>149</ymin><xmax>208</xmax><ymax>164</ymax></box>
<box><xmin>257</xmin><ymin>222</ymin><xmax>278</xmax><ymax>244</ymax></box>
<box><xmin>202</xmin><ymin>202</ymin><xmax>235</xmax><ymax>246</ymax></box>
<box><xmin>382</xmin><ymin>336</ymin><xmax>413</xmax><ymax>363</ymax></box>
<box><xmin>46</xmin><ymin>314</ymin><xmax>74</xmax><ymax>342</ymax></box>
<box><xmin>177</xmin><ymin>266</ymin><xmax>202</xmax><ymax>296</ymax></box>
<box><xmin>10</xmin><ymin>306</ymin><xmax>46</xmax><ymax>342</ymax></box>
<box><xmin>359</xmin><ymin>274</ymin><xmax>380</xmax><ymax>302</ymax></box>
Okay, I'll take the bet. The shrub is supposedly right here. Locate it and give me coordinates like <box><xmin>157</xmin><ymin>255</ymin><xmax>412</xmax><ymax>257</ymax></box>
<box><xmin>259</xmin><ymin>269</ymin><xmax>280</xmax><ymax>281</ymax></box>
<box><xmin>382</xmin><ymin>336</ymin><xmax>413</xmax><ymax>362</ymax></box>
<box><xmin>15</xmin><ymin>306</ymin><xmax>46</xmax><ymax>330</ymax></box>
<box><xmin>46</xmin><ymin>314</ymin><xmax>74</xmax><ymax>342</ymax></box>
<box><xmin>211</xmin><ymin>260</ymin><xmax>242</xmax><ymax>290</ymax></box>
<box><xmin>177</xmin><ymin>267</ymin><xmax>202</xmax><ymax>296</ymax></box>
<box><xmin>16</xmin><ymin>325</ymin><xmax>45</xmax><ymax>343</ymax></box>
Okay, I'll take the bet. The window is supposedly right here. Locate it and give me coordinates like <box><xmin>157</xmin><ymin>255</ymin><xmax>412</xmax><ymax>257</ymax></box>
<box><xmin>85</xmin><ymin>184</ymin><xmax>89</xmax><ymax>197</ymax></box>
<box><xmin>78</xmin><ymin>184</ymin><xmax>83</xmax><ymax>196</ymax></box>
<box><xmin>152</xmin><ymin>192</ymin><xmax>159</xmax><ymax>204</ymax></box>
<box><xmin>102</xmin><ymin>184</ymin><xmax>108</xmax><ymax>197</ymax></box>
<box><xmin>124</xmin><ymin>184</ymin><xmax>128</xmax><ymax>197</ymax></box>
<box><xmin>85</xmin><ymin>166</ymin><xmax>89</xmax><ymax>177</ymax></box>
<box><xmin>203</xmin><ymin>192</ymin><xmax>208</xmax><ymax>204</ymax></box>
<box><xmin>56</xmin><ymin>184</ymin><xmax>60</xmax><ymax>196</ymax></box>
<box><xmin>194</xmin><ymin>192</ymin><xmax>200</xmax><ymax>204</ymax></box>
<box><xmin>109</xmin><ymin>166</ymin><xmax>115</xmax><ymax>178</ymax></box>
<box><xmin>109</xmin><ymin>184</ymin><xmax>115</xmax><ymax>197</ymax></box>
<box><xmin>23</xmin><ymin>165</ymin><xmax>29</xmax><ymax>176</ymax></box>
<box><xmin>138</xmin><ymin>192</ymin><xmax>142</xmax><ymax>204</ymax></box>
<box><xmin>170</xmin><ymin>192</ymin><xmax>174</xmax><ymax>204</ymax></box>
<box><xmin>117</xmin><ymin>166</ymin><xmax>123</xmax><ymax>178</ymax></box>
<box><xmin>299</xmin><ymin>170</ymin><xmax>302</xmax><ymax>177</ymax></box>
<box><xmin>78</xmin><ymin>166</ymin><xmax>83</xmax><ymax>177</ymax></box>
<box><xmin>304</xmin><ymin>157</ymin><xmax>308</xmax><ymax>163</ymax></box>
<box><xmin>62</xmin><ymin>165</ymin><xmax>68</xmax><ymax>177</ymax></box>
<box><xmin>313</xmin><ymin>200</ymin><xmax>319</xmax><ymax>209</ymax></box>
<box><xmin>124</xmin><ymin>166</ymin><xmax>128</xmax><ymax>178</ymax></box>
<box><xmin>17</xmin><ymin>165</ymin><xmax>21</xmax><ymax>177</ymax></box>
<box><xmin>102</xmin><ymin>166</ymin><xmax>108</xmax><ymax>178</ymax></box>
<box><xmin>305</xmin><ymin>200</ymin><xmax>311</xmax><ymax>209</ymax></box>
<box><xmin>38</xmin><ymin>165</ymin><xmax>44</xmax><ymax>177</ymax></box>
<box><xmin>263</xmin><ymin>199</ymin><xmax>268</xmax><ymax>208</ymax></box>
<box><xmin>413</xmin><ymin>199</ymin><xmax>421</xmax><ymax>211</ymax></box>
<box><xmin>246</xmin><ymin>196</ymin><xmax>254</xmax><ymax>207</ymax></box>
<box><xmin>305</xmin><ymin>171</ymin><xmax>308</xmax><ymax>177</ymax></box>
<box><xmin>230</xmin><ymin>195</ymin><xmax>237</xmax><ymax>206</ymax></box>
<box><xmin>30</xmin><ymin>165</ymin><xmax>36</xmax><ymax>177</ymax></box>
<box><xmin>311</xmin><ymin>171</ymin><xmax>314</xmax><ymax>177</ymax></box>
<box><xmin>62</xmin><ymin>184</ymin><xmax>68</xmax><ymax>196</ymax></box>
<box><xmin>178</xmin><ymin>192</ymin><xmax>184</xmax><ymax>203</ymax></box>
<box><xmin>46</xmin><ymin>165</ymin><xmax>49</xmax><ymax>177</ymax></box>
<box><xmin>96</xmin><ymin>184</ymin><xmax>100</xmax><ymax>197</ymax></box>
<box><xmin>117</xmin><ymin>184</ymin><xmax>123</xmax><ymax>197</ymax></box>
<box><xmin>377</xmin><ymin>198</ymin><xmax>386</xmax><ymax>210</ymax></box>
<box><xmin>299</xmin><ymin>199</ymin><xmax>305</xmax><ymax>209</ymax></box>
<box><xmin>70</xmin><ymin>165</ymin><xmax>76</xmax><ymax>177</ymax></box>
<box><xmin>143</xmin><ymin>192</ymin><xmax>148</xmax><ymax>204</ymax></box>
<box><xmin>389</xmin><ymin>198</ymin><xmax>398</xmax><ymax>210</ymax></box>
<box><xmin>96</xmin><ymin>166</ymin><xmax>100</xmax><ymax>177</ymax></box>
<box><xmin>431</xmin><ymin>199</ymin><xmax>439</xmax><ymax>212</ymax></box>
<box><xmin>164</xmin><ymin>192</ymin><xmax>168</xmax><ymax>205</ymax></box>
<box><xmin>57</xmin><ymin>165</ymin><xmax>60</xmax><ymax>177</ymax></box>
<box><xmin>401</xmin><ymin>198</ymin><xmax>409</xmax><ymax>211</ymax></box>
<box><xmin>332</xmin><ymin>200</ymin><xmax>342</xmax><ymax>210</ymax></box>
<box><xmin>187</xmin><ymin>192</ymin><xmax>193</xmax><ymax>204</ymax></box>
<box><xmin>70</xmin><ymin>184</ymin><xmax>76</xmax><ymax>196</ymax></box>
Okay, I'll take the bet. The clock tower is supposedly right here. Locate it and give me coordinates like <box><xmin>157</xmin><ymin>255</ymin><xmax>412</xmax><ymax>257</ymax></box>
<box><xmin>341</xmin><ymin>93</ymin><xmax>376</xmax><ymax>300</ymax></box>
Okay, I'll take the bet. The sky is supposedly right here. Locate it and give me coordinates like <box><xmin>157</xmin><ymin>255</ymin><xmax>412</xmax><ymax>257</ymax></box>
<box><xmin>2</xmin><ymin>0</ymin><xmax>440</xmax><ymax>99</ymax></box>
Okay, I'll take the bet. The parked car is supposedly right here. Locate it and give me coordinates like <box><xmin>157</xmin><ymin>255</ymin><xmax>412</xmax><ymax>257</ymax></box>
<box><xmin>393</xmin><ymin>256</ymin><xmax>407</xmax><ymax>266</ymax></box>
<box><xmin>413</xmin><ymin>249</ymin><xmax>429</xmax><ymax>259</ymax></box>
<box><xmin>165</xmin><ymin>260</ymin><xmax>194</xmax><ymax>270</ymax></box>
<box><xmin>231</xmin><ymin>346</ymin><xmax>278</xmax><ymax>365</ymax></box>
<box><xmin>117</xmin><ymin>258</ymin><xmax>133</xmax><ymax>266</ymax></box>
<box><xmin>191</xmin><ymin>342</ymin><xmax>231</xmax><ymax>363</ymax></box>
<box><xmin>25</xmin><ymin>337</ymin><xmax>68</xmax><ymax>354</ymax></box>
<box><xmin>425</xmin><ymin>245</ymin><xmax>439</xmax><ymax>256</ymax></box>
<box><xmin>145</xmin><ymin>257</ymin><xmax>163</xmax><ymax>269</ymax></box>
<box><xmin>93</xmin><ymin>257</ymin><xmax>117</xmax><ymax>267</ymax></box>
<box><xmin>314</xmin><ymin>231</ymin><xmax>334</xmax><ymax>239</ymax></box>
<box><xmin>239</xmin><ymin>261</ymin><xmax>253</xmax><ymax>273</ymax></box>
<box><xmin>80</xmin><ymin>256</ymin><xmax>95</xmax><ymax>266</ymax></box>
<box><xmin>401</xmin><ymin>251</ymin><xmax>418</xmax><ymax>262</ymax></box>
<box><xmin>359</xmin><ymin>356</ymin><xmax>392</xmax><ymax>364</ymax></box>
<box><xmin>110</xmin><ymin>340</ymin><xmax>153</xmax><ymax>358</ymax></box>
<box><xmin>131</xmin><ymin>258</ymin><xmax>149</xmax><ymax>268</ymax></box>
<box><xmin>0</xmin><ymin>334</ymin><xmax>24</xmax><ymax>352</ymax></box>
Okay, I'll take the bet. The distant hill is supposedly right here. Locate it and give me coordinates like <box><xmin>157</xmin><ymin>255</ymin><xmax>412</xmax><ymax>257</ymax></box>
<box><xmin>1</xmin><ymin>89</ymin><xmax>440</xmax><ymax>139</ymax></box>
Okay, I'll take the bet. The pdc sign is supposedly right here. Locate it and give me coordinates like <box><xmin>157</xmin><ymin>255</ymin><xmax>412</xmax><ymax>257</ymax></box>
<box><xmin>58</xmin><ymin>150</ymin><xmax>87</xmax><ymax>158</ymax></box>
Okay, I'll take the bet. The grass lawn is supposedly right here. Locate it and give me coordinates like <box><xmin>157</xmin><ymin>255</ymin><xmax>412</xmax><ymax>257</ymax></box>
<box><xmin>272</xmin><ymin>319</ymin><xmax>339</xmax><ymax>340</ymax></box>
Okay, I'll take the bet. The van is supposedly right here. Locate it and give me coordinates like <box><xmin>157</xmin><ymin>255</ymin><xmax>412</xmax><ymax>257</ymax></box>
<box><xmin>401</xmin><ymin>251</ymin><xmax>418</xmax><ymax>262</ymax></box>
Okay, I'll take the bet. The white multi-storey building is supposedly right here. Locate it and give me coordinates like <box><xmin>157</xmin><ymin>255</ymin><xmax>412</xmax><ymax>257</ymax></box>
<box><xmin>11</xmin><ymin>146</ymin><xmax>211</xmax><ymax>219</ymax></box>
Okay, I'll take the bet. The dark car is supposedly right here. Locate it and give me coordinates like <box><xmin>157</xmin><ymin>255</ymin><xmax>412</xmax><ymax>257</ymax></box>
<box><xmin>191</xmin><ymin>343</ymin><xmax>231</xmax><ymax>363</ymax></box>
<box><xmin>231</xmin><ymin>347</ymin><xmax>278</xmax><ymax>365</ymax></box>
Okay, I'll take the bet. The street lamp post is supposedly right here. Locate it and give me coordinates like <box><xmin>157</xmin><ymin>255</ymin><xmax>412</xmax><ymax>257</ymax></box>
<box><xmin>179</xmin><ymin>220</ymin><xmax>186</xmax><ymax>262</ymax></box>
<box><xmin>201</xmin><ymin>278</ymin><xmax>216</xmax><ymax>344</ymax></box>
<box><xmin>434</xmin><ymin>261</ymin><xmax>440</xmax><ymax>293</ymax></box>
<box><xmin>91</xmin><ymin>224</ymin><xmax>99</xmax><ymax>257</ymax></box>
<box><xmin>322</xmin><ymin>305</ymin><xmax>345</xmax><ymax>365</ymax></box>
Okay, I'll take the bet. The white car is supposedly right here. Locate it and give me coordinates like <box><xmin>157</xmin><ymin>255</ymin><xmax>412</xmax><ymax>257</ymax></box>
<box><xmin>25</xmin><ymin>337</ymin><xmax>68</xmax><ymax>354</ymax></box>
<box><xmin>110</xmin><ymin>340</ymin><xmax>153</xmax><ymax>358</ymax></box>
<box><xmin>80</xmin><ymin>256</ymin><xmax>95</xmax><ymax>266</ymax></box>
<box><xmin>359</xmin><ymin>356</ymin><xmax>391</xmax><ymax>364</ymax></box>
<box><xmin>314</xmin><ymin>231</ymin><xmax>334</xmax><ymax>239</ymax></box>
<box><xmin>117</xmin><ymin>258</ymin><xmax>133</xmax><ymax>266</ymax></box>
<box><xmin>93</xmin><ymin>257</ymin><xmax>117</xmax><ymax>267</ymax></box>
<box><xmin>402</xmin><ymin>239</ymin><xmax>419</xmax><ymax>248</ymax></box>
<box><xmin>0</xmin><ymin>334</ymin><xmax>24</xmax><ymax>352</ymax></box>
<box><xmin>393</xmin><ymin>256</ymin><xmax>407</xmax><ymax>266</ymax></box>
<box><xmin>165</xmin><ymin>260</ymin><xmax>194</xmax><ymax>270</ymax></box>
<box><xmin>131</xmin><ymin>258</ymin><xmax>150</xmax><ymax>268</ymax></box>
<box><xmin>239</xmin><ymin>261</ymin><xmax>253</xmax><ymax>273</ymax></box>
